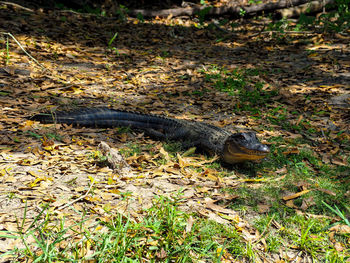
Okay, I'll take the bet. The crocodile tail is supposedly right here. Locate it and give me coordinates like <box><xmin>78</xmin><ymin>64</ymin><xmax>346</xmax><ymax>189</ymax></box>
<box><xmin>31</xmin><ymin>107</ymin><xmax>179</xmax><ymax>129</ymax></box>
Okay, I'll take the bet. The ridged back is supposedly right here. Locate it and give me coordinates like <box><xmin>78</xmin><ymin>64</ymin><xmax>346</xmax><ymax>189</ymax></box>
<box><xmin>32</xmin><ymin>107</ymin><xmax>182</xmax><ymax>130</ymax></box>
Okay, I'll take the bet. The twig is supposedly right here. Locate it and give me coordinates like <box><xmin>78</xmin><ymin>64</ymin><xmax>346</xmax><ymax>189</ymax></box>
<box><xmin>249</xmin><ymin>24</ymin><xmax>266</xmax><ymax>38</ymax></box>
<box><xmin>58</xmin><ymin>181</ymin><xmax>95</xmax><ymax>210</ymax></box>
<box><xmin>0</xmin><ymin>1</ymin><xmax>34</xmax><ymax>12</ymax></box>
<box><xmin>253</xmin><ymin>214</ymin><xmax>275</xmax><ymax>244</ymax></box>
<box><xmin>57</xmin><ymin>9</ymin><xmax>116</xmax><ymax>20</ymax></box>
<box><xmin>250</xmin><ymin>30</ymin><xmax>316</xmax><ymax>37</ymax></box>
<box><xmin>0</xmin><ymin>32</ymin><xmax>46</xmax><ymax>70</ymax></box>
<box><xmin>212</xmin><ymin>23</ymin><xmax>235</xmax><ymax>35</ymax></box>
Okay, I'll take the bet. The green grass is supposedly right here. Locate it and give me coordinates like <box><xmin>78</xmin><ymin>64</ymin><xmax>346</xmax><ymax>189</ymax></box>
<box><xmin>197</xmin><ymin>65</ymin><xmax>350</xmax><ymax>260</ymax></box>
<box><xmin>204</xmin><ymin>66</ymin><xmax>278</xmax><ymax>114</ymax></box>
<box><xmin>220</xmin><ymin>139</ymin><xmax>349</xmax><ymax>260</ymax></box>
<box><xmin>1</xmin><ymin>196</ymin><xmax>248</xmax><ymax>262</ymax></box>
<box><xmin>119</xmin><ymin>142</ymin><xmax>142</xmax><ymax>157</ymax></box>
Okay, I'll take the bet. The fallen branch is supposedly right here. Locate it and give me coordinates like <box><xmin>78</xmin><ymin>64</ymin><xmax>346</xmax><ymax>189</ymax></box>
<box><xmin>0</xmin><ymin>1</ymin><xmax>34</xmax><ymax>12</ymax></box>
<box><xmin>276</xmin><ymin>0</ymin><xmax>334</xmax><ymax>18</ymax></box>
<box><xmin>250</xmin><ymin>30</ymin><xmax>316</xmax><ymax>37</ymax></box>
<box><xmin>129</xmin><ymin>0</ymin><xmax>312</xmax><ymax>18</ymax></box>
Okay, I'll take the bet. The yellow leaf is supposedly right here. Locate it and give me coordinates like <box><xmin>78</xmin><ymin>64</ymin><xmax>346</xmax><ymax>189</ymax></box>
<box><xmin>0</xmin><ymin>169</ymin><xmax>7</xmax><ymax>176</ymax></box>
<box><xmin>29</xmin><ymin>177</ymin><xmax>45</xmax><ymax>187</ymax></box>
<box><xmin>88</xmin><ymin>176</ymin><xmax>96</xmax><ymax>183</ymax></box>
<box><xmin>216</xmin><ymin>247</ymin><xmax>226</xmax><ymax>257</ymax></box>
<box><xmin>103</xmin><ymin>203</ymin><xmax>112</xmax><ymax>212</ymax></box>
<box><xmin>238</xmin><ymin>178</ymin><xmax>266</xmax><ymax>182</ymax></box>
<box><xmin>101</xmin><ymin>193</ymin><xmax>112</xmax><ymax>201</ymax></box>
<box><xmin>283</xmin><ymin>190</ymin><xmax>311</xmax><ymax>201</ymax></box>
<box><xmin>43</xmin><ymin>145</ymin><xmax>55</xmax><ymax>152</ymax></box>
<box><xmin>28</xmin><ymin>171</ymin><xmax>40</xmax><ymax>177</ymax></box>
<box><xmin>109</xmin><ymin>189</ymin><xmax>120</xmax><ymax>194</ymax></box>
<box><xmin>308</xmin><ymin>53</ymin><xmax>318</xmax><ymax>57</ymax></box>
<box><xmin>147</xmin><ymin>240</ymin><xmax>158</xmax><ymax>246</ymax></box>
<box><xmin>160</xmin><ymin>147</ymin><xmax>171</xmax><ymax>162</ymax></box>
<box><xmin>107</xmin><ymin>177</ymin><xmax>115</xmax><ymax>185</ymax></box>
<box><xmin>18</xmin><ymin>159</ymin><xmax>40</xmax><ymax>166</ymax></box>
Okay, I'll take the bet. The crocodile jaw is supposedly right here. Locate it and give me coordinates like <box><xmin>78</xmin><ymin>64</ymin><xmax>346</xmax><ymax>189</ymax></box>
<box><xmin>222</xmin><ymin>150</ymin><xmax>269</xmax><ymax>163</ymax></box>
<box><xmin>222</xmin><ymin>133</ymin><xmax>270</xmax><ymax>164</ymax></box>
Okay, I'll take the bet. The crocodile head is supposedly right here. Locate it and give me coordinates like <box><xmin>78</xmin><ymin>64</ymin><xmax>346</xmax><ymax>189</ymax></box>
<box><xmin>222</xmin><ymin>132</ymin><xmax>270</xmax><ymax>164</ymax></box>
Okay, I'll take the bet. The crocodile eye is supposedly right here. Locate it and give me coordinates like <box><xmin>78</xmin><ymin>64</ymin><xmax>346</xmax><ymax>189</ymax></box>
<box><xmin>238</xmin><ymin>135</ymin><xmax>246</xmax><ymax>140</ymax></box>
<box><xmin>233</xmin><ymin>134</ymin><xmax>245</xmax><ymax>141</ymax></box>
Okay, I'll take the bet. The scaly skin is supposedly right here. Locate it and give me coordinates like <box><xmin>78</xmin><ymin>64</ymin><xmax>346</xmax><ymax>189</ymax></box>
<box><xmin>31</xmin><ymin>107</ymin><xmax>270</xmax><ymax>164</ymax></box>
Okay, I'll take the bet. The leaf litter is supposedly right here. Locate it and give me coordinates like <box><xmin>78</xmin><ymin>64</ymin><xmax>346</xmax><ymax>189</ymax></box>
<box><xmin>0</xmin><ymin>2</ymin><xmax>349</xmax><ymax>261</ymax></box>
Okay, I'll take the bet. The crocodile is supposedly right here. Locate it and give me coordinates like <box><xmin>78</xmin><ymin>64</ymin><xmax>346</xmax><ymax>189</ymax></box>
<box><xmin>31</xmin><ymin>107</ymin><xmax>270</xmax><ymax>164</ymax></box>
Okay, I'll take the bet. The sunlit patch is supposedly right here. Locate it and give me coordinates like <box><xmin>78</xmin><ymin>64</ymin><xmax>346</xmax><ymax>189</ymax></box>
<box><xmin>223</xmin><ymin>152</ymin><xmax>269</xmax><ymax>164</ymax></box>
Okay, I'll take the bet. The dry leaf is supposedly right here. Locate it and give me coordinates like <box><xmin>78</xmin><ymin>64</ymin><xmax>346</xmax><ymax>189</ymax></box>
<box><xmin>282</xmin><ymin>190</ymin><xmax>311</xmax><ymax>201</ymax></box>
<box><xmin>257</xmin><ymin>204</ymin><xmax>270</xmax><ymax>213</ymax></box>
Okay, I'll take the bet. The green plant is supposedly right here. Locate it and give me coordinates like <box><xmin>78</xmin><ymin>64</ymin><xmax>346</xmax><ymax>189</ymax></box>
<box><xmin>119</xmin><ymin>143</ymin><xmax>141</xmax><ymax>157</ymax></box>
<box><xmin>267</xmin><ymin>18</ymin><xmax>290</xmax><ymax>33</ymax></box>
<box><xmin>115</xmin><ymin>5</ymin><xmax>128</xmax><ymax>21</ymax></box>
<box><xmin>108</xmin><ymin>32</ymin><xmax>118</xmax><ymax>48</ymax></box>
<box><xmin>271</xmin><ymin>0</ymin><xmax>350</xmax><ymax>33</ymax></box>
<box><xmin>137</xmin><ymin>13</ymin><xmax>144</xmax><ymax>23</ymax></box>
<box><xmin>5</xmin><ymin>35</ymin><xmax>10</xmax><ymax>65</ymax></box>
<box><xmin>163</xmin><ymin>141</ymin><xmax>182</xmax><ymax>154</ymax></box>
<box><xmin>319</xmin><ymin>0</ymin><xmax>350</xmax><ymax>32</ymax></box>
<box><xmin>239</xmin><ymin>8</ymin><xmax>246</xmax><ymax>17</ymax></box>
<box><xmin>296</xmin><ymin>13</ymin><xmax>316</xmax><ymax>30</ymax></box>
<box><xmin>198</xmin><ymin>6</ymin><xmax>212</xmax><ymax>24</ymax></box>
<box><xmin>204</xmin><ymin>66</ymin><xmax>277</xmax><ymax>113</ymax></box>
<box><xmin>26</xmin><ymin>131</ymin><xmax>42</xmax><ymax>139</ymax></box>
<box><xmin>323</xmin><ymin>202</ymin><xmax>350</xmax><ymax>228</ymax></box>
<box><xmin>90</xmin><ymin>150</ymin><xmax>108</xmax><ymax>164</ymax></box>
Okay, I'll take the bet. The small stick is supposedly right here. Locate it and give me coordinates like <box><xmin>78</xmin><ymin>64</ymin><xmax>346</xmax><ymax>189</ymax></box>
<box><xmin>58</xmin><ymin>181</ymin><xmax>95</xmax><ymax>211</ymax></box>
<box><xmin>0</xmin><ymin>1</ymin><xmax>34</xmax><ymax>12</ymax></box>
<box><xmin>0</xmin><ymin>32</ymin><xmax>46</xmax><ymax>70</ymax></box>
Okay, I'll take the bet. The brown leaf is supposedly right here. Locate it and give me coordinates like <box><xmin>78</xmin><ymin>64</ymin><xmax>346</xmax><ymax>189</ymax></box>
<box><xmin>317</xmin><ymin>188</ymin><xmax>336</xmax><ymax>196</ymax></box>
<box><xmin>275</xmin><ymin>167</ymin><xmax>287</xmax><ymax>174</ymax></box>
<box><xmin>331</xmin><ymin>157</ymin><xmax>348</xmax><ymax>166</ymax></box>
<box><xmin>204</xmin><ymin>210</ymin><xmax>230</xmax><ymax>225</ymax></box>
<box><xmin>282</xmin><ymin>147</ymin><xmax>300</xmax><ymax>155</ymax></box>
<box><xmin>185</xmin><ymin>216</ymin><xmax>195</xmax><ymax>233</ymax></box>
<box><xmin>334</xmin><ymin>242</ymin><xmax>345</xmax><ymax>252</ymax></box>
<box><xmin>329</xmin><ymin>224</ymin><xmax>350</xmax><ymax>234</ymax></box>
<box><xmin>204</xmin><ymin>198</ymin><xmax>238</xmax><ymax>215</ymax></box>
<box><xmin>296</xmin><ymin>115</ymin><xmax>303</xmax><ymax>125</ymax></box>
<box><xmin>282</xmin><ymin>190</ymin><xmax>311</xmax><ymax>201</ymax></box>
<box><xmin>156</xmin><ymin>247</ymin><xmax>167</xmax><ymax>259</ymax></box>
<box><xmin>285</xmin><ymin>200</ymin><xmax>297</xmax><ymax>208</ymax></box>
<box><xmin>3</xmin><ymin>66</ymin><xmax>16</xmax><ymax>75</ymax></box>
<box><xmin>257</xmin><ymin>204</ymin><xmax>270</xmax><ymax>213</ymax></box>
<box><xmin>159</xmin><ymin>147</ymin><xmax>171</xmax><ymax>162</ymax></box>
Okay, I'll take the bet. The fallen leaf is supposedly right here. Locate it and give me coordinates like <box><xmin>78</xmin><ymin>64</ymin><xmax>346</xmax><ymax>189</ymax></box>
<box><xmin>317</xmin><ymin>188</ymin><xmax>336</xmax><ymax>196</ymax></box>
<box><xmin>282</xmin><ymin>190</ymin><xmax>311</xmax><ymax>201</ymax></box>
<box><xmin>257</xmin><ymin>204</ymin><xmax>270</xmax><ymax>213</ymax></box>
<box><xmin>329</xmin><ymin>224</ymin><xmax>350</xmax><ymax>234</ymax></box>
<box><xmin>185</xmin><ymin>216</ymin><xmax>195</xmax><ymax>233</ymax></box>
<box><xmin>282</xmin><ymin>147</ymin><xmax>300</xmax><ymax>155</ymax></box>
<box><xmin>331</xmin><ymin>157</ymin><xmax>348</xmax><ymax>166</ymax></box>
